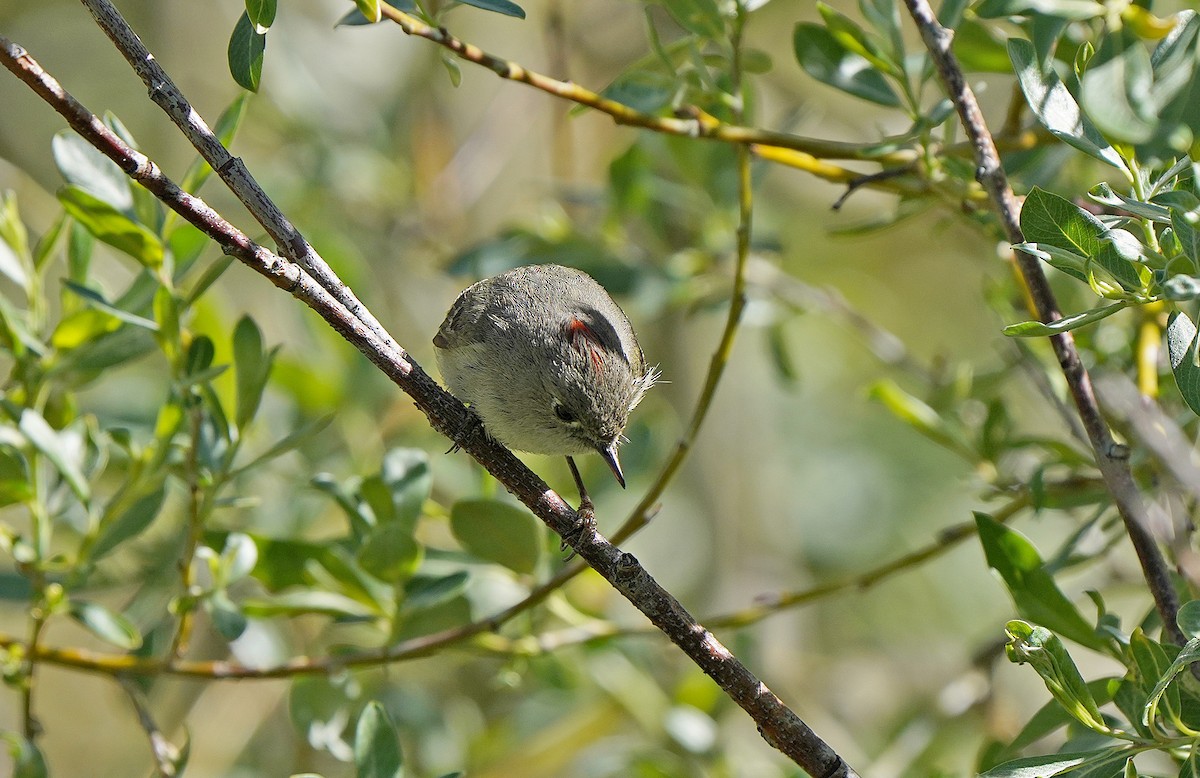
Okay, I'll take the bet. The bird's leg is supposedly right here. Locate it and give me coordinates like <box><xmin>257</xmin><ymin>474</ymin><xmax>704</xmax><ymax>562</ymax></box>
<box><xmin>562</xmin><ymin>456</ymin><xmax>597</xmax><ymax>555</ymax></box>
<box><xmin>444</xmin><ymin>404</ymin><xmax>484</xmax><ymax>454</ymax></box>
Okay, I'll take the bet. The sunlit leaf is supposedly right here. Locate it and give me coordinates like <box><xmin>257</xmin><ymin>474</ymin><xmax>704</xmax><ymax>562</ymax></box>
<box><xmin>354</xmin><ymin>701</ymin><xmax>404</xmax><ymax>778</ymax></box>
<box><xmin>68</xmin><ymin>599</ymin><xmax>143</xmax><ymax>649</ymax></box>
<box><xmin>977</xmin><ymin>514</ymin><xmax>1107</xmax><ymax>650</ymax></box>
<box><xmin>450</xmin><ymin>499</ymin><xmax>541</xmax><ymax>574</ymax></box>
<box><xmin>793</xmin><ymin>23</ymin><xmax>901</xmax><ymax>106</ymax></box>
<box><xmin>58</xmin><ymin>186</ymin><xmax>164</xmax><ymax>268</ymax></box>
<box><xmin>228</xmin><ymin>12</ymin><xmax>267</xmax><ymax>91</ymax></box>
<box><xmin>1009</xmin><ymin>38</ymin><xmax>1124</xmax><ymax>169</ymax></box>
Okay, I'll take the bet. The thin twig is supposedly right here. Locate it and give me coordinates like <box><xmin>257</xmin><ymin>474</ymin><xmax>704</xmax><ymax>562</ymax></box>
<box><xmin>379</xmin><ymin>3</ymin><xmax>908</xmax><ymax>166</ymax></box>
<box><xmin>117</xmin><ymin>676</ymin><xmax>181</xmax><ymax>777</ymax></box>
<box><xmin>0</xmin><ymin>35</ymin><xmax>857</xmax><ymax>777</ymax></box>
<box><xmin>900</xmin><ymin>0</ymin><xmax>1185</xmax><ymax>646</ymax></box>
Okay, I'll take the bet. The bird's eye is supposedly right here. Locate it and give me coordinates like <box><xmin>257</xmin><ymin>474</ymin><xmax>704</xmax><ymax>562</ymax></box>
<box><xmin>553</xmin><ymin>402</ymin><xmax>577</xmax><ymax>424</ymax></box>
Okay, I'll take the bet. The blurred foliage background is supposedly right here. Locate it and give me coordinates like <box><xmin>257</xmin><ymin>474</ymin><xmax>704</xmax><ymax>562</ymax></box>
<box><xmin>3</xmin><ymin>0</ymin><xmax>1197</xmax><ymax>776</ymax></box>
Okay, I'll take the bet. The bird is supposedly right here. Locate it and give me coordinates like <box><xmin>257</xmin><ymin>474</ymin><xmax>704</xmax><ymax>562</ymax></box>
<box><xmin>434</xmin><ymin>263</ymin><xmax>656</xmax><ymax>520</ymax></box>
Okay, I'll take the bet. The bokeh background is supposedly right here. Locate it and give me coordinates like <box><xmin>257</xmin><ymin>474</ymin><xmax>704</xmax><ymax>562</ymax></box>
<box><xmin>0</xmin><ymin>0</ymin><xmax>1139</xmax><ymax>775</ymax></box>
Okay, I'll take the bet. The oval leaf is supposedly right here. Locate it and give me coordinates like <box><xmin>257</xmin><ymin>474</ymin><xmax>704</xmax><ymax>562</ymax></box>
<box><xmin>91</xmin><ymin>485</ymin><xmax>166</xmax><ymax>560</ymax></box>
<box><xmin>450</xmin><ymin>498</ymin><xmax>541</xmax><ymax>574</ymax></box>
<box><xmin>69</xmin><ymin>599</ymin><xmax>143</xmax><ymax>649</ymax></box>
<box><xmin>793</xmin><ymin>23</ymin><xmax>901</xmax><ymax>106</ymax></box>
<box><xmin>1168</xmin><ymin>311</ymin><xmax>1200</xmax><ymax>416</ymax></box>
<box><xmin>228</xmin><ymin>12</ymin><xmax>267</xmax><ymax>92</ymax></box>
<box><xmin>57</xmin><ymin>186</ymin><xmax>163</xmax><ymax>268</ymax></box>
<box><xmin>354</xmin><ymin>701</ymin><xmax>404</xmax><ymax>778</ymax></box>
<box><xmin>1008</xmin><ymin>38</ymin><xmax>1124</xmax><ymax>169</ymax></box>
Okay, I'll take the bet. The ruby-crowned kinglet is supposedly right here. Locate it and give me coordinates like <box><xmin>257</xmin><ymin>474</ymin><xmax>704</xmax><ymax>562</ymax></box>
<box><xmin>434</xmin><ymin>264</ymin><xmax>656</xmax><ymax>499</ymax></box>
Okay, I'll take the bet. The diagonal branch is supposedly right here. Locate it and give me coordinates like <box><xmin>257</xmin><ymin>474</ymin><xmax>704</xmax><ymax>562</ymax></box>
<box><xmin>900</xmin><ymin>0</ymin><xmax>1184</xmax><ymax>646</ymax></box>
<box><xmin>0</xmin><ymin>33</ymin><xmax>859</xmax><ymax>778</ymax></box>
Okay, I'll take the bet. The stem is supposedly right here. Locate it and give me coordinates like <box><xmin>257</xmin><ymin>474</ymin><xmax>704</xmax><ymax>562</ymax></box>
<box><xmin>901</xmin><ymin>0</ymin><xmax>1185</xmax><ymax>646</ymax></box>
<box><xmin>167</xmin><ymin>403</ymin><xmax>205</xmax><ymax>660</ymax></box>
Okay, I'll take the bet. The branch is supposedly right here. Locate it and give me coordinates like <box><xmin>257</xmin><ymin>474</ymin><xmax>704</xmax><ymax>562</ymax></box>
<box><xmin>117</xmin><ymin>676</ymin><xmax>181</xmax><ymax>777</ymax></box>
<box><xmin>0</xmin><ymin>34</ymin><xmax>859</xmax><ymax>778</ymax></box>
<box><xmin>900</xmin><ymin>0</ymin><xmax>1185</xmax><ymax>646</ymax></box>
<box><xmin>378</xmin><ymin>3</ymin><xmax>911</xmax><ymax>167</ymax></box>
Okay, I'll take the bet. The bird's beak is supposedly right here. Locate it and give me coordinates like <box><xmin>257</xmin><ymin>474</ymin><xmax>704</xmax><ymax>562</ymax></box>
<box><xmin>597</xmin><ymin>442</ymin><xmax>626</xmax><ymax>488</ymax></box>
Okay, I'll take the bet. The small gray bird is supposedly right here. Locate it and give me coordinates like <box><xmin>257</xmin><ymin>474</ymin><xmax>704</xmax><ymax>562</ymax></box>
<box><xmin>434</xmin><ymin>264</ymin><xmax>656</xmax><ymax>508</ymax></box>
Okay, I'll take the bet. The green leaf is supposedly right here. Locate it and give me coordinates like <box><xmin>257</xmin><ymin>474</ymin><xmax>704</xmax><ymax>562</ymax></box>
<box><xmin>186</xmin><ymin>256</ymin><xmax>236</xmax><ymax>305</ymax></box>
<box><xmin>1080</xmin><ymin>29</ymin><xmax>1157</xmax><ymax>145</ymax></box>
<box><xmin>599</xmin><ymin>70</ymin><xmax>675</xmax><ymax>114</ymax></box>
<box><xmin>233</xmin><ymin>315</ymin><xmax>274</xmax><ymax>430</ymax></box>
<box><xmin>459</xmin><ymin>0</ymin><xmax>525</xmax><ymax>18</ymax></box>
<box><xmin>357</xmin><ymin>522</ymin><xmax>423</xmax><ymax>583</ymax></box>
<box><xmin>1004</xmin><ymin>620</ymin><xmax>1109</xmax><ymax>733</ymax></box>
<box><xmin>207</xmin><ymin>590</ymin><xmax>248</xmax><ymax>640</ymax></box>
<box><xmin>450</xmin><ymin>499</ymin><xmax>541</xmax><ymax>574</ymax></box>
<box><xmin>1019</xmin><ymin>187</ymin><xmax>1141</xmax><ymax>290</ymax></box>
<box><xmin>245</xmin><ymin>0</ymin><xmax>277</xmax><ymax>32</ymax></box>
<box><xmin>1171</xmin><ymin>207</ymin><xmax>1200</xmax><ymax>264</ymax></box>
<box><xmin>392</xmin><ymin>595</ymin><xmax>471</xmax><ymax>641</ymax></box>
<box><xmin>67</xmin><ymin>220</ymin><xmax>94</xmax><ymax>285</ymax></box>
<box><xmin>58</xmin><ymin>186</ymin><xmax>164</xmax><ymax>268</ymax></box>
<box><xmin>817</xmin><ymin>2</ymin><xmax>900</xmax><ymax>77</ymax></box>
<box><xmin>51</xmin><ymin>308</ymin><xmax>123</xmax><ymax>351</ymax></box>
<box><xmin>793</xmin><ymin>23</ymin><xmax>901</xmax><ymax>107</ymax></box>
<box><xmin>1167</xmin><ymin>311</ymin><xmax>1200</xmax><ymax>416</ymax></box>
<box><xmin>91</xmin><ymin>486</ymin><xmax>166</xmax><ymax>560</ymax></box>
<box><xmin>51</xmin><ymin>130</ymin><xmax>133</xmax><ymax>212</ymax></box>
<box><xmin>231</xmin><ymin>414</ymin><xmax>334</xmax><ymax>476</ymax></box>
<box><xmin>867</xmin><ymin>379</ymin><xmax>972</xmax><ymax>456</ymax></box>
<box><xmin>19</xmin><ymin>410</ymin><xmax>89</xmax><ymax>503</ymax></box>
<box><xmin>1090</xmin><ymin>182</ymin><xmax>1171</xmax><ymax>224</ymax></box>
<box><xmin>1147</xmin><ymin>12</ymin><xmax>1200</xmax><ymax>157</ymax></box>
<box><xmin>0</xmin><ymin>226</ymin><xmax>28</xmax><ymax>293</ymax></box>
<box><xmin>976</xmin><ymin>514</ymin><xmax>1106</xmax><ymax>650</ymax></box>
<box><xmin>979</xmin><ymin>751</ymin><xmax>1106</xmax><ymax>778</ymax></box>
<box><xmin>355</xmin><ymin>0</ymin><xmax>382</xmax><ymax>24</ymax></box>
<box><xmin>152</xmin><ymin>286</ymin><xmax>181</xmax><ymax>365</ymax></box>
<box><xmin>953</xmin><ymin>19</ymin><xmax>1013</xmax><ymax>73</ymax></box>
<box><xmin>241</xmin><ymin>589</ymin><xmax>379</xmax><ymax>619</ymax></box>
<box><xmin>975</xmin><ymin>0</ymin><xmax>1105</xmax><ymax>21</ymax></box>
<box><xmin>1180</xmin><ymin>601</ymin><xmax>1200</xmax><ymax>639</ymax></box>
<box><xmin>50</xmin><ymin>325</ymin><xmax>157</xmax><ymax>379</ymax></box>
<box><xmin>185</xmin><ymin>335</ymin><xmax>216</xmax><ymax>377</ymax></box>
<box><xmin>401</xmin><ymin>572</ymin><xmax>470</xmax><ymax>612</ymax></box>
<box><xmin>228</xmin><ymin>12</ymin><xmax>267</xmax><ymax>92</ymax></box>
<box><xmin>662</xmin><ymin>0</ymin><xmax>723</xmax><ymax>38</ymax></box>
<box><xmin>1144</xmin><ymin>637</ymin><xmax>1200</xmax><ymax>728</ymax></box>
<box><xmin>1008</xmin><ymin>38</ymin><xmax>1124</xmax><ymax>169</ymax></box>
<box><xmin>1181</xmin><ymin>749</ymin><xmax>1200</xmax><ymax>778</ymax></box>
<box><xmin>3</xmin><ymin>734</ymin><xmax>47</xmax><ymax>778</ymax></box>
<box><xmin>354</xmin><ymin>701</ymin><xmax>404</xmax><ymax>778</ymax></box>
<box><xmin>68</xmin><ymin>599</ymin><xmax>143</xmax><ymax>649</ymax></box>
<box><xmin>1004</xmin><ymin>303</ymin><xmax>1130</xmax><ymax>337</ymax></box>
<box><xmin>62</xmin><ymin>281</ymin><xmax>158</xmax><ymax>331</ymax></box>
<box><xmin>377</xmin><ymin>449</ymin><xmax>431</xmax><ymax>529</ymax></box>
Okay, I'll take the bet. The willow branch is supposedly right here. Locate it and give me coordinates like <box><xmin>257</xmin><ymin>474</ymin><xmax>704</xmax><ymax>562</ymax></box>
<box><xmin>0</xmin><ymin>35</ymin><xmax>857</xmax><ymax>778</ymax></box>
<box><xmin>901</xmin><ymin>0</ymin><xmax>1185</xmax><ymax>646</ymax></box>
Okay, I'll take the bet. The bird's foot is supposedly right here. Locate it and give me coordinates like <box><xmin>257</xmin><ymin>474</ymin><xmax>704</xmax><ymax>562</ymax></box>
<box><xmin>444</xmin><ymin>405</ymin><xmax>484</xmax><ymax>454</ymax></box>
<box><xmin>561</xmin><ymin>497</ymin><xmax>597</xmax><ymax>560</ymax></box>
